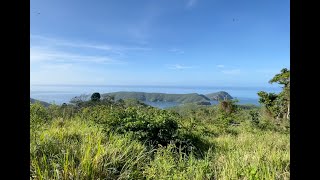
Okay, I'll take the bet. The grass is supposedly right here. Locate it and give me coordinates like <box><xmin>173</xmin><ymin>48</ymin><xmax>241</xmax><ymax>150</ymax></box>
<box><xmin>30</xmin><ymin>102</ymin><xmax>289</xmax><ymax>179</ymax></box>
<box><xmin>30</xmin><ymin>118</ymin><xmax>151</xmax><ymax>179</ymax></box>
<box><xmin>143</xmin><ymin>126</ymin><xmax>289</xmax><ymax>180</ymax></box>
<box><xmin>210</xmin><ymin>130</ymin><xmax>289</xmax><ymax>179</ymax></box>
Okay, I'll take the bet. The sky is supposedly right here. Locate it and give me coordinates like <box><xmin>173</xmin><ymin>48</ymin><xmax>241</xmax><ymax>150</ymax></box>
<box><xmin>30</xmin><ymin>0</ymin><xmax>290</xmax><ymax>87</ymax></box>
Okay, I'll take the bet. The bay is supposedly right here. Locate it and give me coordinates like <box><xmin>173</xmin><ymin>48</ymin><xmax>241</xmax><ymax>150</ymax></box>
<box><xmin>30</xmin><ymin>85</ymin><xmax>282</xmax><ymax>108</ymax></box>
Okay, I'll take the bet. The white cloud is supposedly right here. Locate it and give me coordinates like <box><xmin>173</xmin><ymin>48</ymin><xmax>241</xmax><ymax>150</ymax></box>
<box><xmin>221</xmin><ymin>69</ymin><xmax>241</xmax><ymax>75</ymax></box>
<box><xmin>30</xmin><ymin>47</ymin><xmax>125</xmax><ymax>65</ymax></box>
<box><xmin>167</xmin><ymin>64</ymin><xmax>193</xmax><ymax>70</ymax></box>
<box><xmin>217</xmin><ymin>64</ymin><xmax>225</xmax><ymax>68</ymax></box>
<box><xmin>169</xmin><ymin>48</ymin><xmax>185</xmax><ymax>54</ymax></box>
<box><xmin>31</xmin><ymin>34</ymin><xmax>151</xmax><ymax>54</ymax></box>
<box><xmin>186</xmin><ymin>0</ymin><xmax>197</xmax><ymax>8</ymax></box>
<box><xmin>41</xmin><ymin>63</ymin><xmax>73</xmax><ymax>71</ymax></box>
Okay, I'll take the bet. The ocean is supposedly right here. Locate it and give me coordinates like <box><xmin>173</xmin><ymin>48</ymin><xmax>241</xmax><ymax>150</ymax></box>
<box><xmin>30</xmin><ymin>85</ymin><xmax>282</xmax><ymax>108</ymax></box>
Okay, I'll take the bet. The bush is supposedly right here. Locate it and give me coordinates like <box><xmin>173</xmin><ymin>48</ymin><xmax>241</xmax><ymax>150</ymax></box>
<box><xmin>249</xmin><ymin>109</ymin><xmax>260</xmax><ymax>124</ymax></box>
<box><xmin>215</xmin><ymin>100</ymin><xmax>240</xmax><ymax>126</ymax></box>
<box><xmin>30</xmin><ymin>102</ymin><xmax>50</xmax><ymax>128</ymax></box>
<box><xmin>80</xmin><ymin>106</ymin><xmax>179</xmax><ymax>146</ymax></box>
<box><xmin>91</xmin><ymin>92</ymin><xmax>101</xmax><ymax>102</ymax></box>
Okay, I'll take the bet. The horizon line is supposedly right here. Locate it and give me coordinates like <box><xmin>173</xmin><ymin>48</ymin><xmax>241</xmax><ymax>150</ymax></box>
<box><xmin>30</xmin><ymin>83</ymin><xmax>281</xmax><ymax>89</ymax></box>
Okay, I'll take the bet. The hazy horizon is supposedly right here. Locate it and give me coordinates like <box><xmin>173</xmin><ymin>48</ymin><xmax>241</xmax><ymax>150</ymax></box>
<box><xmin>31</xmin><ymin>84</ymin><xmax>280</xmax><ymax>106</ymax></box>
<box><xmin>30</xmin><ymin>83</ymin><xmax>282</xmax><ymax>89</ymax></box>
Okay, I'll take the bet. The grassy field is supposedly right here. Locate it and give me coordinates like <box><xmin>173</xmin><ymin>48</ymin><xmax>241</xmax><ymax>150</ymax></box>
<box><xmin>30</xmin><ymin>100</ymin><xmax>289</xmax><ymax>179</ymax></box>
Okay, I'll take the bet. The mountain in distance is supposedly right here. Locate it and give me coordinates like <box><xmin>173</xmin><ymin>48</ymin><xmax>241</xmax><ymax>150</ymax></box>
<box><xmin>205</xmin><ymin>91</ymin><xmax>233</xmax><ymax>101</ymax></box>
<box><xmin>103</xmin><ymin>91</ymin><xmax>233</xmax><ymax>104</ymax></box>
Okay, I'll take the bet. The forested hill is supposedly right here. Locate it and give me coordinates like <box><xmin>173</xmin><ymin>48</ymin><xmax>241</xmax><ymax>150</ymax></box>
<box><xmin>205</xmin><ymin>91</ymin><xmax>233</xmax><ymax>101</ymax></box>
<box><xmin>102</xmin><ymin>91</ymin><xmax>233</xmax><ymax>103</ymax></box>
<box><xmin>30</xmin><ymin>98</ymin><xmax>51</xmax><ymax>107</ymax></box>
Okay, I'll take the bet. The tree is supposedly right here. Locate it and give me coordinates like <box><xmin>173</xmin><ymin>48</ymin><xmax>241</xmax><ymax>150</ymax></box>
<box><xmin>269</xmin><ymin>68</ymin><xmax>290</xmax><ymax>87</ymax></box>
<box><xmin>91</xmin><ymin>92</ymin><xmax>101</xmax><ymax>102</ymax></box>
<box><xmin>269</xmin><ymin>68</ymin><xmax>290</xmax><ymax>119</ymax></box>
<box><xmin>257</xmin><ymin>91</ymin><xmax>279</xmax><ymax>117</ymax></box>
<box><xmin>258</xmin><ymin>68</ymin><xmax>290</xmax><ymax>119</ymax></box>
<box><xmin>216</xmin><ymin>99</ymin><xmax>239</xmax><ymax>126</ymax></box>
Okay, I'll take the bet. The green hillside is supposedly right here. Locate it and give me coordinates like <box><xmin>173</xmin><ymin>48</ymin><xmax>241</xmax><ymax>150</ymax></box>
<box><xmin>102</xmin><ymin>91</ymin><xmax>232</xmax><ymax>104</ymax></box>
<box><xmin>30</xmin><ymin>98</ymin><xmax>51</xmax><ymax>107</ymax></box>
<box><xmin>205</xmin><ymin>91</ymin><xmax>233</xmax><ymax>100</ymax></box>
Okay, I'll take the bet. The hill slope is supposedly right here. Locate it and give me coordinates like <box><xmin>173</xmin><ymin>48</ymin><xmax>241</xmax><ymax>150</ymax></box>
<box><xmin>30</xmin><ymin>98</ymin><xmax>51</xmax><ymax>107</ymax></box>
<box><xmin>205</xmin><ymin>91</ymin><xmax>233</xmax><ymax>101</ymax></box>
<box><xmin>102</xmin><ymin>91</ymin><xmax>232</xmax><ymax>104</ymax></box>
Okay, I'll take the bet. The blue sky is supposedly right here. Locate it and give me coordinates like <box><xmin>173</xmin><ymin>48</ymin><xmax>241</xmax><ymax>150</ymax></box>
<box><xmin>30</xmin><ymin>0</ymin><xmax>289</xmax><ymax>87</ymax></box>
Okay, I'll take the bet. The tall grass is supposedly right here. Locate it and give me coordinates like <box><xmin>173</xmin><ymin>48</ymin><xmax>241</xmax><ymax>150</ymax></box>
<box><xmin>30</xmin><ymin>103</ymin><xmax>289</xmax><ymax>179</ymax></box>
<box><xmin>30</xmin><ymin>118</ymin><xmax>151</xmax><ymax>179</ymax></box>
<box><xmin>210</xmin><ymin>130</ymin><xmax>290</xmax><ymax>179</ymax></box>
<box><xmin>143</xmin><ymin>128</ymin><xmax>289</xmax><ymax>180</ymax></box>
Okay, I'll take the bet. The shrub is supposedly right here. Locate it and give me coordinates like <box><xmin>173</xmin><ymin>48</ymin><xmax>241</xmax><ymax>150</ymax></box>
<box><xmin>30</xmin><ymin>102</ymin><xmax>50</xmax><ymax>128</ymax></box>
<box><xmin>249</xmin><ymin>109</ymin><xmax>260</xmax><ymax>125</ymax></box>
<box><xmin>80</xmin><ymin>106</ymin><xmax>179</xmax><ymax>146</ymax></box>
<box><xmin>91</xmin><ymin>92</ymin><xmax>101</xmax><ymax>102</ymax></box>
<box><xmin>215</xmin><ymin>100</ymin><xmax>240</xmax><ymax>126</ymax></box>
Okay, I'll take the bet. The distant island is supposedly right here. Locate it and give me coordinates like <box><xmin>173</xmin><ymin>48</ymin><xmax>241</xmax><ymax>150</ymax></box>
<box><xmin>102</xmin><ymin>91</ymin><xmax>233</xmax><ymax>104</ymax></box>
<box><xmin>205</xmin><ymin>91</ymin><xmax>233</xmax><ymax>101</ymax></box>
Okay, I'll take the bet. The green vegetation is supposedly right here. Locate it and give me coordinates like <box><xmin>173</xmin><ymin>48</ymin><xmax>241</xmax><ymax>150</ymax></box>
<box><xmin>258</xmin><ymin>68</ymin><xmax>290</xmax><ymax>120</ymax></box>
<box><xmin>102</xmin><ymin>91</ymin><xmax>232</xmax><ymax>104</ymax></box>
<box><xmin>90</xmin><ymin>92</ymin><xmax>101</xmax><ymax>102</ymax></box>
<box><xmin>30</xmin><ymin>98</ymin><xmax>51</xmax><ymax>107</ymax></box>
<box><xmin>30</xmin><ymin>69</ymin><xmax>289</xmax><ymax>179</ymax></box>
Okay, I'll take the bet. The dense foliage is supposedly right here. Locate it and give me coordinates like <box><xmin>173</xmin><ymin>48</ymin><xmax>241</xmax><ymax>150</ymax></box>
<box><xmin>90</xmin><ymin>92</ymin><xmax>101</xmax><ymax>102</ymax></box>
<box><xmin>80</xmin><ymin>105</ymin><xmax>180</xmax><ymax>146</ymax></box>
<box><xmin>258</xmin><ymin>68</ymin><xmax>290</xmax><ymax>120</ymax></box>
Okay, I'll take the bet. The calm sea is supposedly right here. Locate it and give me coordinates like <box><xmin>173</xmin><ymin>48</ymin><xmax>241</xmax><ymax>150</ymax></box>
<box><xmin>30</xmin><ymin>85</ymin><xmax>282</xmax><ymax>108</ymax></box>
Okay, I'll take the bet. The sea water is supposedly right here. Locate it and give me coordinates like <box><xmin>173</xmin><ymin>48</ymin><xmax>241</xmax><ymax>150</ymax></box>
<box><xmin>30</xmin><ymin>85</ymin><xmax>282</xmax><ymax>108</ymax></box>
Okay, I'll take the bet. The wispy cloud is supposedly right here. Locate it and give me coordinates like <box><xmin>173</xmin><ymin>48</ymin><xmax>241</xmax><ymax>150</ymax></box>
<box><xmin>31</xmin><ymin>35</ymin><xmax>151</xmax><ymax>54</ymax></box>
<box><xmin>30</xmin><ymin>47</ymin><xmax>125</xmax><ymax>65</ymax></box>
<box><xmin>221</xmin><ymin>69</ymin><xmax>241</xmax><ymax>75</ymax></box>
<box><xmin>186</xmin><ymin>0</ymin><xmax>197</xmax><ymax>9</ymax></box>
<box><xmin>217</xmin><ymin>64</ymin><xmax>225</xmax><ymax>68</ymax></box>
<box><xmin>167</xmin><ymin>64</ymin><xmax>193</xmax><ymax>70</ymax></box>
<box><xmin>127</xmin><ymin>2</ymin><xmax>163</xmax><ymax>44</ymax></box>
<box><xmin>169</xmin><ymin>48</ymin><xmax>185</xmax><ymax>54</ymax></box>
<box><xmin>41</xmin><ymin>63</ymin><xmax>73</xmax><ymax>71</ymax></box>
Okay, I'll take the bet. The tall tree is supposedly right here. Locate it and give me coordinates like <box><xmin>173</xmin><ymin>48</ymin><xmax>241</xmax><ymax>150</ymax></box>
<box><xmin>258</xmin><ymin>68</ymin><xmax>290</xmax><ymax>119</ymax></box>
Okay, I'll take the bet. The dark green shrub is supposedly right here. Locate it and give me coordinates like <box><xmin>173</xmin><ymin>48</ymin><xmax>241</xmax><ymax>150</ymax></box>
<box><xmin>174</xmin><ymin>130</ymin><xmax>211</xmax><ymax>157</ymax></box>
<box><xmin>91</xmin><ymin>92</ymin><xmax>101</xmax><ymax>102</ymax></box>
<box><xmin>249</xmin><ymin>109</ymin><xmax>260</xmax><ymax>124</ymax></box>
<box><xmin>80</xmin><ymin>106</ymin><xmax>179</xmax><ymax>146</ymax></box>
